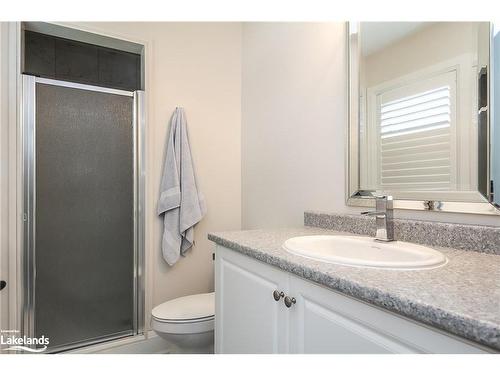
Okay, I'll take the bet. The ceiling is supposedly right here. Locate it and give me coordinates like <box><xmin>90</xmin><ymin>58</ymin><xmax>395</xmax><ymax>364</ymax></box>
<box><xmin>360</xmin><ymin>22</ymin><xmax>434</xmax><ymax>57</ymax></box>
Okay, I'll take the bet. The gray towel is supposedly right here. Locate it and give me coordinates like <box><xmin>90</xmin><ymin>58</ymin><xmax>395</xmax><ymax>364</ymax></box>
<box><xmin>158</xmin><ymin>107</ymin><xmax>206</xmax><ymax>266</ymax></box>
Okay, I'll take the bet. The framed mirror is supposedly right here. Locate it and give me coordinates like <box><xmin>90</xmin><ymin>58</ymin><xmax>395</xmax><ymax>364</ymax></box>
<box><xmin>347</xmin><ymin>22</ymin><xmax>500</xmax><ymax>215</ymax></box>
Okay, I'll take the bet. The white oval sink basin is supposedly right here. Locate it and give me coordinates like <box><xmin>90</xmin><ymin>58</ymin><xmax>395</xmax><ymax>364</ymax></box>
<box><xmin>283</xmin><ymin>235</ymin><xmax>447</xmax><ymax>270</ymax></box>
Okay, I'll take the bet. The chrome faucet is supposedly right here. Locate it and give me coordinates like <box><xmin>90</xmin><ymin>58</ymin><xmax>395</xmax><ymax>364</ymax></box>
<box><xmin>361</xmin><ymin>195</ymin><xmax>394</xmax><ymax>242</ymax></box>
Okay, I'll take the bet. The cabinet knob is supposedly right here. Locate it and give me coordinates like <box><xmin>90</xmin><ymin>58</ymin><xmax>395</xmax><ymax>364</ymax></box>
<box><xmin>284</xmin><ymin>296</ymin><xmax>296</xmax><ymax>308</ymax></box>
<box><xmin>273</xmin><ymin>290</ymin><xmax>285</xmax><ymax>301</ymax></box>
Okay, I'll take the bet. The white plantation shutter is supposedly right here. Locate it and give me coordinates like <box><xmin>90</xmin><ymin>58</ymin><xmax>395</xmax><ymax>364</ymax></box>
<box><xmin>376</xmin><ymin>73</ymin><xmax>456</xmax><ymax>191</ymax></box>
<box><xmin>380</xmin><ymin>87</ymin><xmax>451</xmax><ymax>138</ymax></box>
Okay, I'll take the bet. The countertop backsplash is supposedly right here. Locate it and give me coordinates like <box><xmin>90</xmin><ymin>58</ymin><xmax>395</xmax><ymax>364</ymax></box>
<box><xmin>304</xmin><ymin>211</ymin><xmax>500</xmax><ymax>255</ymax></box>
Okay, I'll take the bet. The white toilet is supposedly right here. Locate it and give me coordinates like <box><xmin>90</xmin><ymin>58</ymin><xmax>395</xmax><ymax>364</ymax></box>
<box><xmin>151</xmin><ymin>292</ymin><xmax>215</xmax><ymax>354</ymax></box>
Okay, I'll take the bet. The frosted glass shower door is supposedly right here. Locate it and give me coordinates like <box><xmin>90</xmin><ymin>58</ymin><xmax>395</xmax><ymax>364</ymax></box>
<box><xmin>22</xmin><ymin>76</ymin><xmax>143</xmax><ymax>352</ymax></box>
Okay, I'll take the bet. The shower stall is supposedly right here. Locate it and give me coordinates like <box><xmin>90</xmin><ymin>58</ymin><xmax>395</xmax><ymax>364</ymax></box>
<box><xmin>21</xmin><ymin>74</ymin><xmax>145</xmax><ymax>352</ymax></box>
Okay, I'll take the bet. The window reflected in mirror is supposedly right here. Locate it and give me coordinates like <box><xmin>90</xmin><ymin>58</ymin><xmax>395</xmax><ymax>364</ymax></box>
<box><xmin>353</xmin><ymin>22</ymin><xmax>490</xmax><ymax>202</ymax></box>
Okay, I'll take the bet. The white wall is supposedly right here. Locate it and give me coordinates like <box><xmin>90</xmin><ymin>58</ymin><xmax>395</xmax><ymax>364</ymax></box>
<box><xmin>60</xmin><ymin>22</ymin><xmax>243</xmax><ymax>308</ymax></box>
<box><xmin>241</xmin><ymin>22</ymin><xmax>500</xmax><ymax>227</ymax></box>
<box><xmin>242</xmin><ymin>23</ymin><xmax>354</xmax><ymax>228</ymax></box>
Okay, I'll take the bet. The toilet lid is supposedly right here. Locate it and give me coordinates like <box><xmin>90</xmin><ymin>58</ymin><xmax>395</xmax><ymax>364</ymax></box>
<box><xmin>152</xmin><ymin>292</ymin><xmax>215</xmax><ymax>321</ymax></box>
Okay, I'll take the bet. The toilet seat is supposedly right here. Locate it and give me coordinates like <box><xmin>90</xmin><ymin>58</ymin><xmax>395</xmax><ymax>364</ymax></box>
<box><xmin>152</xmin><ymin>315</ymin><xmax>214</xmax><ymax>324</ymax></box>
<box><xmin>152</xmin><ymin>292</ymin><xmax>215</xmax><ymax>321</ymax></box>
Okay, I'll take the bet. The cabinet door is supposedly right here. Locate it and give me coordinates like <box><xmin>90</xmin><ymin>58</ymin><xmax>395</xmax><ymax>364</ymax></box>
<box><xmin>215</xmin><ymin>246</ymin><xmax>289</xmax><ymax>353</ymax></box>
<box><xmin>288</xmin><ymin>275</ymin><xmax>488</xmax><ymax>354</ymax></box>
<box><xmin>288</xmin><ymin>276</ymin><xmax>414</xmax><ymax>353</ymax></box>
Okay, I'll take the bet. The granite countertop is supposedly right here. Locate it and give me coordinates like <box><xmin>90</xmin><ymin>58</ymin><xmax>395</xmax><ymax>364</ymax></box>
<box><xmin>208</xmin><ymin>226</ymin><xmax>500</xmax><ymax>351</ymax></box>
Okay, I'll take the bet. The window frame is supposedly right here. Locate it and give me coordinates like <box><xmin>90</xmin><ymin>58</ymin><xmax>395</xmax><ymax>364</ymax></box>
<box><xmin>366</xmin><ymin>68</ymin><xmax>458</xmax><ymax>192</ymax></box>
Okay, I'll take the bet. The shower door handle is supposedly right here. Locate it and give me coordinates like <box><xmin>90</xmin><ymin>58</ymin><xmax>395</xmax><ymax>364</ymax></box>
<box><xmin>0</xmin><ymin>280</ymin><xmax>6</xmax><ymax>291</ymax></box>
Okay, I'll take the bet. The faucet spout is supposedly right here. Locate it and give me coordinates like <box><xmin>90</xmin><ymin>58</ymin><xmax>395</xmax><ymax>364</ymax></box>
<box><xmin>362</xmin><ymin>195</ymin><xmax>394</xmax><ymax>242</ymax></box>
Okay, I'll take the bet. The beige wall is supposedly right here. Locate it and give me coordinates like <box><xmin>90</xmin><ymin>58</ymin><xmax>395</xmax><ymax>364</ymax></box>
<box><xmin>241</xmin><ymin>22</ymin><xmax>500</xmax><ymax>227</ymax></box>
<box><xmin>362</xmin><ymin>22</ymin><xmax>479</xmax><ymax>87</ymax></box>
<box><xmin>64</xmin><ymin>22</ymin><xmax>242</xmax><ymax>307</ymax></box>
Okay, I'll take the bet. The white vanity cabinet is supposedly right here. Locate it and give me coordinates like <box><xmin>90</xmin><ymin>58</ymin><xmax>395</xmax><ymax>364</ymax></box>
<box><xmin>215</xmin><ymin>245</ymin><xmax>289</xmax><ymax>353</ymax></box>
<box><xmin>215</xmin><ymin>245</ymin><xmax>490</xmax><ymax>354</ymax></box>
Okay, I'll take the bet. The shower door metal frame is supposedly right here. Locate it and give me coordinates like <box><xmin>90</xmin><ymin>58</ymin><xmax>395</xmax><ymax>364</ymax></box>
<box><xmin>21</xmin><ymin>74</ymin><xmax>145</xmax><ymax>352</ymax></box>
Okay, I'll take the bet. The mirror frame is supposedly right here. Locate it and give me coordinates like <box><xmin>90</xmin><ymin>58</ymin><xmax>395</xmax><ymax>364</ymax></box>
<box><xmin>346</xmin><ymin>22</ymin><xmax>500</xmax><ymax>215</ymax></box>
